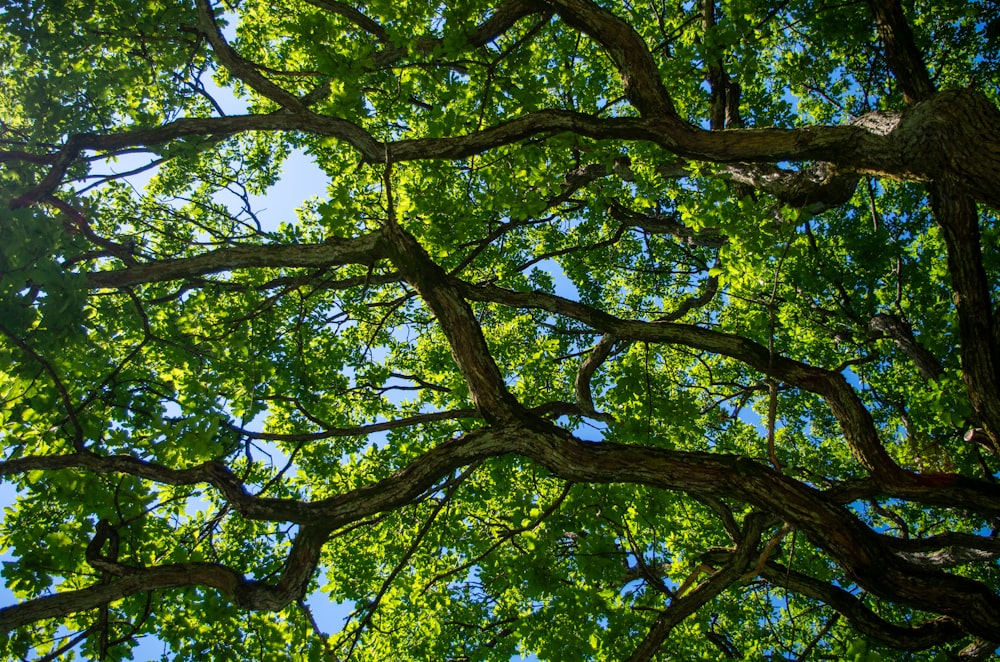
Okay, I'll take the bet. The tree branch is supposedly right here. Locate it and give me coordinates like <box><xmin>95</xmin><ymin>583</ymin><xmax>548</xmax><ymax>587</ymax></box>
<box><xmin>867</xmin><ymin>0</ymin><xmax>935</xmax><ymax>104</ymax></box>
<box><xmin>627</xmin><ymin>513</ymin><xmax>766</xmax><ymax>661</ymax></box>
<box><xmin>381</xmin><ymin>187</ymin><xmax>526</xmax><ymax>424</ymax></box>
<box><xmin>545</xmin><ymin>0</ymin><xmax>675</xmax><ymax>116</ymax></box>
<box><xmin>0</xmin><ymin>525</ymin><xmax>327</xmax><ymax>632</ymax></box>
<box><xmin>759</xmin><ymin>561</ymin><xmax>967</xmax><ymax>650</ymax></box>
<box><xmin>192</xmin><ymin>0</ymin><xmax>306</xmax><ymax>111</ymax></box>
<box><xmin>574</xmin><ymin>333</ymin><xmax>617</xmax><ymax>421</ymax></box>
<box><xmin>84</xmin><ymin>235</ymin><xmax>388</xmax><ymax>289</ymax></box>
<box><xmin>868</xmin><ymin>313</ymin><xmax>944</xmax><ymax>382</ymax></box>
<box><xmin>931</xmin><ymin>182</ymin><xmax>1000</xmax><ymax>452</ymax></box>
<box><xmin>4</xmin><ymin>423</ymin><xmax>1000</xmax><ymax>639</ymax></box>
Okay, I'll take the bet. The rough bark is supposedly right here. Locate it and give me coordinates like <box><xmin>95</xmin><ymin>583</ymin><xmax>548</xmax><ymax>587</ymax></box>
<box><xmin>931</xmin><ymin>182</ymin><xmax>1000</xmax><ymax>452</ymax></box>
<box><xmin>4</xmin><ymin>0</ymin><xmax>1000</xmax><ymax>654</ymax></box>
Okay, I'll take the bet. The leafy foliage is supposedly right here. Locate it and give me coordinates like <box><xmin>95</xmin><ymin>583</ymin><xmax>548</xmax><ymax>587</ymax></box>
<box><xmin>2</xmin><ymin>0</ymin><xmax>1000</xmax><ymax>659</ymax></box>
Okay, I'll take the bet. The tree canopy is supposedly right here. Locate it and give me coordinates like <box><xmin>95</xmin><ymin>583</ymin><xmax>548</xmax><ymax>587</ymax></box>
<box><xmin>2</xmin><ymin>0</ymin><xmax>1000</xmax><ymax>658</ymax></box>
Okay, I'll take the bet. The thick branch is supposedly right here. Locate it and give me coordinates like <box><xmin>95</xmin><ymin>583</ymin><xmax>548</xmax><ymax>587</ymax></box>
<box><xmin>462</xmin><ymin>0</ymin><xmax>547</xmax><ymax>49</ymax></box>
<box><xmin>5</xmin><ymin>425</ymin><xmax>1000</xmax><ymax>638</ymax></box>
<box><xmin>574</xmin><ymin>333</ymin><xmax>617</xmax><ymax>421</ymax></box>
<box><xmin>457</xmin><ymin>280</ymin><xmax>1000</xmax><ymax>515</ymax></box>
<box><xmin>193</xmin><ymin>0</ymin><xmax>305</xmax><ymax>110</ymax></box>
<box><xmin>725</xmin><ymin>163</ymin><xmax>859</xmax><ymax>213</ymax></box>
<box><xmin>609</xmin><ymin>203</ymin><xmax>727</xmax><ymax>248</ymax></box>
<box><xmin>894</xmin><ymin>546</ymin><xmax>1000</xmax><ymax>570</ymax></box>
<box><xmin>626</xmin><ymin>514</ymin><xmax>765</xmax><ymax>661</ymax></box>
<box><xmin>9</xmin><ymin>93</ymin><xmax>1000</xmax><ymax>211</ymax></box>
<box><xmin>302</xmin><ymin>0</ymin><xmax>391</xmax><ymax>42</ymax></box>
<box><xmin>0</xmin><ymin>452</ymin><xmax>314</xmax><ymax>523</ymax></box>
<box><xmin>931</xmin><ymin>183</ymin><xmax>1000</xmax><ymax>452</ymax></box>
<box><xmin>0</xmin><ymin>525</ymin><xmax>327</xmax><ymax>632</ymax></box>
<box><xmin>759</xmin><ymin>561</ymin><xmax>966</xmax><ymax>650</ymax></box>
<box><xmin>0</xmin><ymin>425</ymin><xmax>522</xmax><ymax>529</ymax></box>
<box><xmin>545</xmin><ymin>0</ymin><xmax>675</xmax><ymax>115</ymax></box>
<box><xmin>83</xmin><ymin>235</ymin><xmax>388</xmax><ymax>289</ymax></box>
<box><xmin>382</xmin><ymin>220</ymin><xmax>525</xmax><ymax>424</ymax></box>
<box><xmin>513</xmin><ymin>424</ymin><xmax>1000</xmax><ymax>640</ymax></box>
<box><xmin>459</xmin><ymin>280</ymin><xmax>904</xmax><ymax>482</ymax></box>
<box><xmin>868</xmin><ymin>313</ymin><xmax>944</xmax><ymax>381</ymax></box>
<box><xmin>700</xmin><ymin>0</ymin><xmax>742</xmax><ymax>131</ymax></box>
<box><xmin>77</xmin><ymin>251</ymin><xmax>1000</xmax><ymax>515</ymax></box>
<box><xmin>9</xmin><ymin>114</ymin><xmax>381</xmax><ymax>208</ymax></box>
<box><xmin>867</xmin><ymin>0</ymin><xmax>935</xmax><ymax>104</ymax></box>
<box><xmin>886</xmin><ymin>531</ymin><xmax>1000</xmax><ymax>555</ymax></box>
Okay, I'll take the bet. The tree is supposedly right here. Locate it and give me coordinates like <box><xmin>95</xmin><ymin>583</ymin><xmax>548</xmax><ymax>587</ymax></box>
<box><xmin>1</xmin><ymin>0</ymin><xmax>999</xmax><ymax>658</ymax></box>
